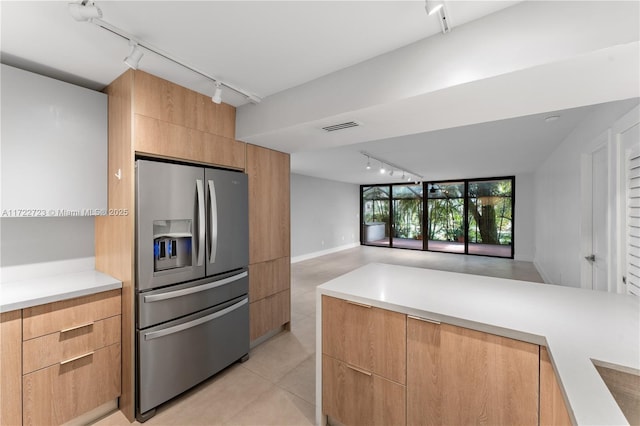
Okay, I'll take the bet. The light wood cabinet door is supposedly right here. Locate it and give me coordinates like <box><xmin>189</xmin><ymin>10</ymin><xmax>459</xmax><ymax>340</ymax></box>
<box><xmin>407</xmin><ymin>317</ymin><xmax>539</xmax><ymax>426</ymax></box>
<box><xmin>322</xmin><ymin>355</ymin><xmax>405</xmax><ymax>426</ymax></box>
<box><xmin>1</xmin><ymin>310</ymin><xmax>22</xmax><ymax>426</ymax></box>
<box><xmin>23</xmin><ymin>343</ymin><xmax>121</xmax><ymax>426</ymax></box>
<box><xmin>322</xmin><ymin>295</ymin><xmax>406</xmax><ymax>384</ymax></box>
<box><xmin>249</xmin><ymin>289</ymin><xmax>290</xmax><ymax>341</ymax></box>
<box><xmin>249</xmin><ymin>257</ymin><xmax>290</xmax><ymax>301</ymax></box>
<box><xmin>540</xmin><ymin>347</ymin><xmax>572</xmax><ymax>426</ymax></box>
<box><xmin>246</xmin><ymin>144</ymin><xmax>290</xmax><ymax>265</ymax></box>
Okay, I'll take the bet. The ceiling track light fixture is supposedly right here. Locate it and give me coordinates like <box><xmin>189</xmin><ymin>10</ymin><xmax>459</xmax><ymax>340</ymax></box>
<box><xmin>425</xmin><ymin>0</ymin><xmax>451</xmax><ymax>34</ymax></box>
<box><xmin>124</xmin><ymin>41</ymin><xmax>144</xmax><ymax>70</ymax></box>
<box><xmin>360</xmin><ymin>151</ymin><xmax>423</xmax><ymax>183</ymax></box>
<box><xmin>68</xmin><ymin>1</ymin><xmax>262</xmax><ymax>104</ymax></box>
<box><xmin>212</xmin><ymin>81</ymin><xmax>223</xmax><ymax>104</ymax></box>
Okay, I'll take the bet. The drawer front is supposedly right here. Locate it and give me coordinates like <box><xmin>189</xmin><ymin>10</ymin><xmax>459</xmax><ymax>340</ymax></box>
<box><xmin>23</xmin><ymin>315</ymin><xmax>121</xmax><ymax>374</ymax></box>
<box><xmin>322</xmin><ymin>295</ymin><xmax>406</xmax><ymax>384</ymax></box>
<box><xmin>249</xmin><ymin>257</ymin><xmax>290</xmax><ymax>301</ymax></box>
<box><xmin>23</xmin><ymin>289</ymin><xmax>121</xmax><ymax>340</ymax></box>
<box><xmin>322</xmin><ymin>355</ymin><xmax>406</xmax><ymax>426</ymax></box>
<box><xmin>23</xmin><ymin>343</ymin><xmax>121</xmax><ymax>426</ymax></box>
<box><xmin>249</xmin><ymin>289</ymin><xmax>290</xmax><ymax>341</ymax></box>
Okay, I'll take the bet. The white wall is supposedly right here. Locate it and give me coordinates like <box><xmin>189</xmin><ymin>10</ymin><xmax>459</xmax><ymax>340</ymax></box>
<box><xmin>533</xmin><ymin>98</ymin><xmax>639</xmax><ymax>287</ymax></box>
<box><xmin>290</xmin><ymin>173</ymin><xmax>360</xmax><ymax>260</ymax></box>
<box><xmin>514</xmin><ymin>173</ymin><xmax>534</xmax><ymax>262</ymax></box>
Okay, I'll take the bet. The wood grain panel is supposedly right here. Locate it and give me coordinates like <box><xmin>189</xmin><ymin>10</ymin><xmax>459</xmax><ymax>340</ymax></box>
<box><xmin>23</xmin><ymin>343</ymin><xmax>120</xmax><ymax>426</ymax></box>
<box><xmin>23</xmin><ymin>315</ymin><xmax>121</xmax><ymax>374</ymax></box>
<box><xmin>407</xmin><ymin>317</ymin><xmax>441</xmax><ymax>426</ymax></box>
<box><xmin>322</xmin><ymin>355</ymin><xmax>405</xmax><ymax>426</ymax></box>
<box><xmin>249</xmin><ymin>289</ymin><xmax>290</xmax><ymax>341</ymax></box>
<box><xmin>22</xmin><ymin>290</ymin><xmax>121</xmax><ymax>341</ymax></box>
<box><xmin>0</xmin><ymin>310</ymin><xmax>22</xmax><ymax>426</ymax></box>
<box><xmin>439</xmin><ymin>323</ymin><xmax>539</xmax><ymax>426</ymax></box>
<box><xmin>133</xmin><ymin>70</ymin><xmax>235</xmax><ymax>139</ymax></box>
<box><xmin>134</xmin><ymin>114</ymin><xmax>245</xmax><ymax>170</ymax></box>
<box><xmin>249</xmin><ymin>257</ymin><xmax>290</xmax><ymax>301</ymax></box>
<box><xmin>594</xmin><ymin>363</ymin><xmax>639</xmax><ymax>425</ymax></box>
<box><xmin>540</xmin><ymin>347</ymin><xmax>572</xmax><ymax>426</ymax></box>
<box><xmin>96</xmin><ymin>69</ymin><xmax>136</xmax><ymax>422</ymax></box>
<box><xmin>246</xmin><ymin>144</ymin><xmax>290</xmax><ymax>264</ymax></box>
<box><xmin>322</xmin><ymin>295</ymin><xmax>406</xmax><ymax>384</ymax></box>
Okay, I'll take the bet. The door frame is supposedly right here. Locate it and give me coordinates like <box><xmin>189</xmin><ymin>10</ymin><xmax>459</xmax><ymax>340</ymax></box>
<box><xmin>612</xmin><ymin>105</ymin><xmax>640</xmax><ymax>294</ymax></box>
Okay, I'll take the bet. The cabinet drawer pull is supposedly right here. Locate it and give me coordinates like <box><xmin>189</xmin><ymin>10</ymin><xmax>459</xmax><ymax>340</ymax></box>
<box><xmin>346</xmin><ymin>364</ymin><xmax>372</xmax><ymax>376</ymax></box>
<box><xmin>346</xmin><ymin>300</ymin><xmax>371</xmax><ymax>309</ymax></box>
<box><xmin>408</xmin><ymin>315</ymin><xmax>440</xmax><ymax>325</ymax></box>
<box><xmin>60</xmin><ymin>322</ymin><xmax>94</xmax><ymax>333</ymax></box>
<box><xmin>60</xmin><ymin>351</ymin><xmax>94</xmax><ymax>365</ymax></box>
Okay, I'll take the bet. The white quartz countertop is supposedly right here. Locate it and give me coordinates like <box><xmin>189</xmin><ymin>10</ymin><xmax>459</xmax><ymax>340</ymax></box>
<box><xmin>316</xmin><ymin>263</ymin><xmax>640</xmax><ymax>426</ymax></box>
<box><xmin>0</xmin><ymin>270</ymin><xmax>122</xmax><ymax>313</ymax></box>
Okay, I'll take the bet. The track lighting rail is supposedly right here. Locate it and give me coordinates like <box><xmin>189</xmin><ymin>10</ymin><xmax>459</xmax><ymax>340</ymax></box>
<box><xmin>360</xmin><ymin>151</ymin><xmax>424</xmax><ymax>182</ymax></box>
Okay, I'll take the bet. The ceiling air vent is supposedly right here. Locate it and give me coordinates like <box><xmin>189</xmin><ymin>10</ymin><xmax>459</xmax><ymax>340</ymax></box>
<box><xmin>321</xmin><ymin>121</ymin><xmax>361</xmax><ymax>132</ymax></box>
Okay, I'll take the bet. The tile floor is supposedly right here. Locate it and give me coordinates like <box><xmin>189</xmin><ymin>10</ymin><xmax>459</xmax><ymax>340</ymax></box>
<box><xmin>93</xmin><ymin>246</ymin><xmax>542</xmax><ymax>426</ymax></box>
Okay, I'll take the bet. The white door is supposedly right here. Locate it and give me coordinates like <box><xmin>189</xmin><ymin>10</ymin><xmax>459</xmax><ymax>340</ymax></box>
<box><xmin>621</xmin><ymin>123</ymin><xmax>640</xmax><ymax>296</ymax></box>
<box><xmin>590</xmin><ymin>145</ymin><xmax>610</xmax><ymax>291</ymax></box>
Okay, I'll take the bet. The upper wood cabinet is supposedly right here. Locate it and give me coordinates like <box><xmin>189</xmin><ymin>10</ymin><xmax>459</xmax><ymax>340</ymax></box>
<box><xmin>407</xmin><ymin>316</ymin><xmax>539</xmax><ymax>426</ymax></box>
<box><xmin>246</xmin><ymin>144</ymin><xmax>290</xmax><ymax>264</ymax></box>
<box><xmin>0</xmin><ymin>64</ymin><xmax>107</xmax><ymax>215</ymax></box>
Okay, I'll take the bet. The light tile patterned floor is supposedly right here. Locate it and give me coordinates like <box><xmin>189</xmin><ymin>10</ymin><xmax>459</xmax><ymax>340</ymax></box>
<box><xmin>92</xmin><ymin>246</ymin><xmax>542</xmax><ymax>426</ymax></box>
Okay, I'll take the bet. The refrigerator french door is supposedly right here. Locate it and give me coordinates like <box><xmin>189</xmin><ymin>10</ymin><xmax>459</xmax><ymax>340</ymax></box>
<box><xmin>135</xmin><ymin>159</ymin><xmax>249</xmax><ymax>421</ymax></box>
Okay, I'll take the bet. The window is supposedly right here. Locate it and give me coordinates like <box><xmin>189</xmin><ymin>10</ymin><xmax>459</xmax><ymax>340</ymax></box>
<box><xmin>360</xmin><ymin>176</ymin><xmax>515</xmax><ymax>258</ymax></box>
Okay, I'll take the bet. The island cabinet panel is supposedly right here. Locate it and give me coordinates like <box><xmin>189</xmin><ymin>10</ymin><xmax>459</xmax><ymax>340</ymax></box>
<box><xmin>322</xmin><ymin>295</ymin><xmax>406</xmax><ymax>385</ymax></box>
<box><xmin>322</xmin><ymin>355</ymin><xmax>406</xmax><ymax>426</ymax></box>
<box><xmin>540</xmin><ymin>347</ymin><xmax>572</xmax><ymax>426</ymax></box>
<box><xmin>0</xmin><ymin>310</ymin><xmax>22</xmax><ymax>426</ymax></box>
<box><xmin>407</xmin><ymin>317</ymin><xmax>539</xmax><ymax>426</ymax></box>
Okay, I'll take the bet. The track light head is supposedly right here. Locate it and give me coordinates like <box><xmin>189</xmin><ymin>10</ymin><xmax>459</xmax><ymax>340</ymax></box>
<box><xmin>212</xmin><ymin>81</ymin><xmax>223</xmax><ymax>104</ymax></box>
<box><xmin>389</xmin><ymin>170</ymin><xmax>394</xmax><ymax>177</ymax></box>
<box><xmin>365</xmin><ymin>157</ymin><xmax>371</xmax><ymax>170</ymax></box>
<box><xmin>424</xmin><ymin>0</ymin><xmax>444</xmax><ymax>16</ymax></box>
<box><xmin>124</xmin><ymin>42</ymin><xmax>144</xmax><ymax>70</ymax></box>
<box><xmin>379</xmin><ymin>163</ymin><xmax>386</xmax><ymax>174</ymax></box>
<box><xmin>69</xmin><ymin>1</ymin><xmax>102</xmax><ymax>22</ymax></box>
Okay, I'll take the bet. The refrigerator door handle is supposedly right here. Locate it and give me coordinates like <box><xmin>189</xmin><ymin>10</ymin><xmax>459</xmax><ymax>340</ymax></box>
<box><xmin>208</xmin><ymin>179</ymin><xmax>218</xmax><ymax>264</ymax></box>
<box><xmin>196</xmin><ymin>179</ymin><xmax>205</xmax><ymax>266</ymax></box>
<box><xmin>143</xmin><ymin>297</ymin><xmax>248</xmax><ymax>340</ymax></box>
<box><xmin>143</xmin><ymin>271</ymin><xmax>248</xmax><ymax>303</ymax></box>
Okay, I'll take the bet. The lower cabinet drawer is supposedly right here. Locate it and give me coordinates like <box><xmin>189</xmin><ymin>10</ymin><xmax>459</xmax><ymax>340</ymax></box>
<box><xmin>23</xmin><ymin>315</ymin><xmax>121</xmax><ymax>374</ymax></box>
<box><xmin>249</xmin><ymin>289</ymin><xmax>290</xmax><ymax>341</ymax></box>
<box><xmin>23</xmin><ymin>343</ymin><xmax>121</xmax><ymax>426</ymax></box>
<box><xmin>322</xmin><ymin>355</ymin><xmax>406</xmax><ymax>426</ymax></box>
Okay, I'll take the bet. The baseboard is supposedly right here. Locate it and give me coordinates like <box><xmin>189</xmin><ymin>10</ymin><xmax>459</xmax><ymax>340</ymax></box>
<box><xmin>291</xmin><ymin>243</ymin><xmax>360</xmax><ymax>264</ymax></box>
<box><xmin>533</xmin><ymin>260</ymin><xmax>552</xmax><ymax>284</ymax></box>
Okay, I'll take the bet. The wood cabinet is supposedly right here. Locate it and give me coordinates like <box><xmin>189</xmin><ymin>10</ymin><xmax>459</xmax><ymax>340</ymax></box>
<box><xmin>21</xmin><ymin>290</ymin><xmax>122</xmax><ymax>426</ymax></box>
<box><xmin>1</xmin><ymin>310</ymin><xmax>22</xmax><ymax>426</ymax></box>
<box><xmin>322</xmin><ymin>295</ymin><xmax>407</xmax><ymax>425</ymax></box>
<box><xmin>246</xmin><ymin>145</ymin><xmax>291</xmax><ymax>342</ymax></box>
<box><xmin>0</xmin><ymin>290</ymin><xmax>121</xmax><ymax>426</ymax></box>
<box><xmin>540</xmin><ymin>347</ymin><xmax>572</xmax><ymax>426</ymax></box>
<box><xmin>406</xmin><ymin>316</ymin><xmax>539</xmax><ymax>426</ymax></box>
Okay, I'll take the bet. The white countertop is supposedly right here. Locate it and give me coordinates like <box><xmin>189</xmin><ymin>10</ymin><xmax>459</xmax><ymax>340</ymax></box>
<box><xmin>316</xmin><ymin>263</ymin><xmax>640</xmax><ymax>426</ymax></box>
<box><xmin>0</xmin><ymin>270</ymin><xmax>122</xmax><ymax>312</ymax></box>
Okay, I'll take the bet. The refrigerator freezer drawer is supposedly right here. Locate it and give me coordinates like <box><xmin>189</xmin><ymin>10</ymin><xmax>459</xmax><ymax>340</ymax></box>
<box><xmin>137</xmin><ymin>270</ymin><xmax>248</xmax><ymax>329</ymax></box>
<box><xmin>137</xmin><ymin>295</ymin><xmax>249</xmax><ymax>416</ymax></box>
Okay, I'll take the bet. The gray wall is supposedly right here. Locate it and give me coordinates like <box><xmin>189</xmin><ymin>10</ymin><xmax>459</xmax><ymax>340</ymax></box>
<box><xmin>0</xmin><ymin>217</ymin><xmax>95</xmax><ymax>267</ymax></box>
<box><xmin>291</xmin><ymin>173</ymin><xmax>360</xmax><ymax>258</ymax></box>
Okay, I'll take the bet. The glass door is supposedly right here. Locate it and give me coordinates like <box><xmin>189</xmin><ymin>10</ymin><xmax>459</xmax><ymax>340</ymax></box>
<box><xmin>426</xmin><ymin>182</ymin><xmax>465</xmax><ymax>253</ymax></box>
<box><xmin>362</xmin><ymin>185</ymin><xmax>390</xmax><ymax>247</ymax></box>
<box><xmin>467</xmin><ymin>179</ymin><xmax>513</xmax><ymax>257</ymax></box>
<box><xmin>392</xmin><ymin>184</ymin><xmax>424</xmax><ymax>250</ymax></box>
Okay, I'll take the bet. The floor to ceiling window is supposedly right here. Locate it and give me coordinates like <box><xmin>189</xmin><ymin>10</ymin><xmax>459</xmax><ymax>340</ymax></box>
<box><xmin>361</xmin><ymin>176</ymin><xmax>514</xmax><ymax>258</ymax></box>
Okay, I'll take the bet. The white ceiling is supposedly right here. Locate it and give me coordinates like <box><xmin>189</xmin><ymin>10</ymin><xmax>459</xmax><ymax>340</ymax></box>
<box><xmin>1</xmin><ymin>1</ymin><xmax>639</xmax><ymax>185</ymax></box>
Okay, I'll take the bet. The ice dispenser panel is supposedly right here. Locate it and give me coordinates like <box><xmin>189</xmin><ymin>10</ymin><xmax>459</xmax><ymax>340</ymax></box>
<box><xmin>153</xmin><ymin>220</ymin><xmax>192</xmax><ymax>272</ymax></box>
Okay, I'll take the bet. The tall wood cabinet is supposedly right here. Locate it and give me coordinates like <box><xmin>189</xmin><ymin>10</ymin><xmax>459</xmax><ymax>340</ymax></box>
<box><xmin>246</xmin><ymin>145</ymin><xmax>291</xmax><ymax>341</ymax></box>
<box><xmin>95</xmin><ymin>70</ymin><xmax>290</xmax><ymax>421</ymax></box>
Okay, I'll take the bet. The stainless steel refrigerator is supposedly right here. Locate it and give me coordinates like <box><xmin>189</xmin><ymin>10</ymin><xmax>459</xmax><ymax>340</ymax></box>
<box><xmin>135</xmin><ymin>159</ymin><xmax>249</xmax><ymax>421</ymax></box>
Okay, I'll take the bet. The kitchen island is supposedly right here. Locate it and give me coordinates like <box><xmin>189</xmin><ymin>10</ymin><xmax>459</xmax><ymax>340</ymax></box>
<box><xmin>315</xmin><ymin>263</ymin><xmax>639</xmax><ymax>425</ymax></box>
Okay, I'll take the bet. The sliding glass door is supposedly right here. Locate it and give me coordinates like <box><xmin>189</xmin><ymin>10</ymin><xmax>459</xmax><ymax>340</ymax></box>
<box><xmin>426</xmin><ymin>182</ymin><xmax>465</xmax><ymax>253</ymax></box>
<box><xmin>362</xmin><ymin>185</ymin><xmax>390</xmax><ymax>246</ymax></box>
<box><xmin>467</xmin><ymin>179</ymin><xmax>513</xmax><ymax>257</ymax></box>
<box><xmin>392</xmin><ymin>184</ymin><xmax>423</xmax><ymax>249</ymax></box>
